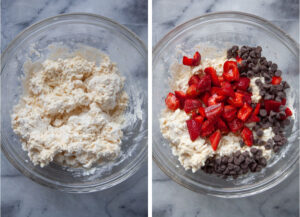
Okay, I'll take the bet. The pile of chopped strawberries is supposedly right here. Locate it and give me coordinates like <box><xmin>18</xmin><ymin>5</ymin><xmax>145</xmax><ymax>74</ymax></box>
<box><xmin>164</xmin><ymin>51</ymin><xmax>293</xmax><ymax>151</ymax></box>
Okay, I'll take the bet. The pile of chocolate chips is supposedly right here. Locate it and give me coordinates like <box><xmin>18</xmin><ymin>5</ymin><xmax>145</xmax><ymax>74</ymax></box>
<box><xmin>201</xmin><ymin>45</ymin><xmax>292</xmax><ymax>179</ymax></box>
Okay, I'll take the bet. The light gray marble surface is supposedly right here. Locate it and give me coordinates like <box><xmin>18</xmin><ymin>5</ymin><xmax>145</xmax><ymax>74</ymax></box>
<box><xmin>152</xmin><ymin>0</ymin><xmax>299</xmax><ymax>217</ymax></box>
<box><xmin>1</xmin><ymin>1</ymin><xmax>147</xmax><ymax>217</ymax></box>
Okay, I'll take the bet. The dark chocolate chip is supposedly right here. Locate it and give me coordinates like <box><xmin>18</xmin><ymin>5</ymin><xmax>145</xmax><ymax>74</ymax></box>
<box><xmin>256</xmin><ymin>130</ymin><xmax>263</xmax><ymax>137</ymax></box>
<box><xmin>273</xmin><ymin>135</ymin><xmax>282</xmax><ymax>142</ymax></box>
<box><xmin>250</xmin><ymin>148</ymin><xmax>258</xmax><ymax>154</ymax></box>
<box><xmin>259</xmin><ymin>109</ymin><xmax>267</xmax><ymax>117</ymax></box>
<box><xmin>275</xmin><ymin>70</ymin><xmax>282</xmax><ymax>77</ymax></box>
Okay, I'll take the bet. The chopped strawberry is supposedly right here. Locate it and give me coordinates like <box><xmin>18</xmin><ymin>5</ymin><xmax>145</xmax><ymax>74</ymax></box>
<box><xmin>197</xmin><ymin>74</ymin><xmax>212</xmax><ymax>94</ymax></box>
<box><xmin>236</xmin><ymin>77</ymin><xmax>250</xmax><ymax>91</ymax></box>
<box><xmin>217</xmin><ymin>119</ymin><xmax>229</xmax><ymax>134</ymax></box>
<box><xmin>222</xmin><ymin>105</ymin><xmax>237</xmax><ymax>122</ymax></box>
<box><xmin>193</xmin><ymin>51</ymin><xmax>201</xmax><ymax>66</ymax></box>
<box><xmin>237</xmin><ymin>102</ymin><xmax>253</xmax><ymax>122</ymax></box>
<box><xmin>175</xmin><ymin>91</ymin><xmax>186</xmax><ymax>109</ymax></box>
<box><xmin>191</xmin><ymin>111</ymin><xmax>198</xmax><ymax>119</ymax></box>
<box><xmin>247</xmin><ymin>103</ymin><xmax>261</xmax><ymax>123</ymax></box>
<box><xmin>236</xmin><ymin>90</ymin><xmax>252</xmax><ymax>104</ymax></box>
<box><xmin>186</xmin><ymin>84</ymin><xmax>199</xmax><ymax>98</ymax></box>
<box><xmin>184</xmin><ymin>99</ymin><xmax>202</xmax><ymax>113</ymax></box>
<box><xmin>281</xmin><ymin>98</ymin><xmax>287</xmax><ymax>105</ymax></box>
<box><xmin>209</xmin><ymin>130</ymin><xmax>221</xmax><ymax>151</ymax></box>
<box><xmin>204</xmin><ymin>103</ymin><xmax>224</xmax><ymax>120</ymax></box>
<box><xmin>241</xmin><ymin>127</ymin><xmax>254</xmax><ymax>147</ymax></box>
<box><xmin>188</xmin><ymin>75</ymin><xmax>200</xmax><ymax>86</ymax></box>
<box><xmin>165</xmin><ymin>93</ymin><xmax>180</xmax><ymax>111</ymax></box>
<box><xmin>247</xmin><ymin>115</ymin><xmax>260</xmax><ymax>123</ymax></box>
<box><xmin>285</xmin><ymin>107</ymin><xmax>293</xmax><ymax>117</ymax></box>
<box><xmin>186</xmin><ymin>119</ymin><xmax>202</xmax><ymax>141</ymax></box>
<box><xmin>208</xmin><ymin>94</ymin><xmax>226</xmax><ymax>106</ymax></box>
<box><xmin>227</xmin><ymin>92</ymin><xmax>244</xmax><ymax>108</ymax></box>
<box><xmin>195</xmin><ymin>115</ymin><xmax>204</xmax><ymax>124</ymax></box>
<box><xmin>182</xmin><ymin>56</ymin><xmax>194</xmax><ymax>66</ymax></box>
<box><xmin>205</xmin><ymin>67</ymin><xmax>220</xmax><ymax>87</ymax></box>
<box><xmin>228</xmin><ymin>118</ymin><xmax>244</xmax><ymax>133</ymax></box>
<box><xmin>198</xmin><ymin>107</ymin><xmax>206</xmax><ymax>117</ymax></box>
<box><xmin>200</xmin><ymin>92</ymin><xmax>211</xmax><ymax>107</ymax></box>
<box><xmin>223</xmin><ymin>61</ymin><xmax>239</xmax><ymax>82</ymax></box>
<box><xmin>210</xmin><ymin>87</ymin><xmax>222</xmax><ymax>95</ymax></box>
<box><xmin>271</xmin><ymin>76</ymin><xmax>282</xmax><ymax>85</ymax></box>
<box><xmin>253</xmin><ymin>103</ymin><xmax>261</xmax><ymax>115</ymax></box>
<box><xmin>236</xmin><ymin>56</ymin><xmax>243</xmax><ymax>65</ymax></box>
<box><xmin>200</xmin><ymin>120</ymin><xmax>215</xmax><ymax>137</ymax></box>
<box><xmin>218</xmin><ymin>75</ymin><xmax>225</xmax><ymax>83</ymax></box>
<box><xmin>182</xmin><ymin>51</ymin><xmax>201</xmax><ymax>66</ymax></box>
<box><xmin>219</xmin><ymin>81</ymin><xmax>235</xmax><ymax>97</ymax></box>
<box><xmin>264</xmin><ymin>100</ymin><xmax>281</xmax><ymax>113</ymax></box>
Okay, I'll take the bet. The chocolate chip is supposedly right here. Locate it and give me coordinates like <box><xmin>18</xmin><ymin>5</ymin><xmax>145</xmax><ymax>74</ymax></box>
<box><xmin>239</xmin><ymin>140</ymin><xmax>245</xmax><ymax>147</ymax></box>
<box><xmin>250</xmin><ymin>148</ymin><xmax>258</xmax><ymax>154</ymax></box>
<box><xmin>273</xmin><ymin>146</ymin><xmax>280</xmax><ymax>153</ymax></box>
<box><xmin>228</xmin><ymin>156</ymin><xmax>234</xmax><ymax>163</ymax></box>
<box><xmin>275</xmin><ymin>70</ymin><xmax>282</xmax><ymax>77</ymax></box>
<box><xmin>221</xmin><ymin>156</ymin><xmax>228</xmax><ymax>164</ymax></box>
<box><xmin>256</xmin><ymin>130</ymin><xmax>263</xmax><ymax>137</ymax></box>
<box><xmin>271</xmin><ymin>63</ymin><xmax>278</xmax><ymax>72</ymax></box>
<box><xmin>259</xmin><ymin>109</ymin><xmax>267</xmax><ymax>117</ymax></box>
<box><xmin>283</xmin><ymin>118</ymin><xmax>291</xmax><ymax>126</ymax></box>
<box><xmin>256</xmin><ymin>149</ymin><xmax>263</xmax><ymax>156</ymax></box>
<box><xmin>258</xmin><ymin>140</ymin><xmax>265</xmax><ymax>146</ymax></box>
<box><xmin>274</xmin><ymin>135</ymin><xmax>282</xmax><ymax>142</ymax></box>
<box><xmin>247</xmin><ymin>70</ymin><xmax>254</xmax><ymax>77</ymax></box>
<box><xmin>255</xmin><ymin>165</ymin><xmax>263</xmax><ymax>172</ymax></box>
<box><xmin>265</xmin><ymin>144</ymin><xmax>271</xmax><ymax>150</ymax></box>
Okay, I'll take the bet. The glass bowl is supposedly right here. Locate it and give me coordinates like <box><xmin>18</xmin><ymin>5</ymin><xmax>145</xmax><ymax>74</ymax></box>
<box><xmin>1</xmin><ymin>13</ymin><xmax>147</xmax><ymax>193</ymax></box>
<box><xmin>153</xmin><ymin>12</ymin><xmax>299</xmax><ymax>198</ymax></box>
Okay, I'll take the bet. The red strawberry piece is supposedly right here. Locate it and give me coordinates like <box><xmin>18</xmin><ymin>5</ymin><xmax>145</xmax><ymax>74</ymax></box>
<box><xmin>281</xmin><ymin>98</ymin><xmax>287</xmax><ymax>105</ymax></box>
<box><xmin>218</xmin><ymin>75</ymin><xmax>225</xmax><ymax>83</ymax></box>
<box><xmin>191</xmin><ymin>111</ymin><xmax>198</xmax><ymax>119</ymax></box>
<box><xmin>182</xmin><ymin>51</ymin><xmax>201</xmax><ymax>66</ymax></box>
<box><xmin>236</xmin><ymin>56</ymin><xmax>243</xmax><ymax>65</ymax></box>
<box><xmin>241</xmin><ymin>127</ymin><xmax>254</xmax><ymax>147</ymax></box>
<box><xmin>184</xmin><ymin>99</ymin><xmax>202</xmax><ymax>113</ymax></box>
<box><xmin>219</xmin><ymin>81</ymin><xmax>235</xmax><ymax>97</ymax></box>
<box><xmin>193</xmin><ymin>51</ymin><xmax>201</xmax><ymax>66</ymax></box>
<box><xmin>247</xmin><ymin>115</ymin><xmax>260</xmax><ymax>123</ymax></box>
<box><xmin>285</xmin><ymin>107</ymin><xmax>293</xmax><ymax>117</ymax></box>
<box><xmin>175</xmin><ymin>91</ymin><xmax>186</xmax><ymax>109</ymax></box>
<box><xmin>197</xmin><ymin>74</ymin><xmax>211</xmax><ymax>94</ymax></box>
<box><xmin>228</xmin><ymin>118</ymin><xmax>244</xmax><ymax>133</ymax></box>
<box><xmin>209</xmin><ymin>130</ymin><xmax>221</xmax><ymax>151</ymax></box>
<box><xmin>204</xmin><ymin>103</ymin><xmax>224</xmax><ymax>121</ymax></box>
<box><xmin>195</xmin><ymin>115</ymin><xmax>204</xmax><ymax>124</ymax></box>
<box><xmin>200</xmin><ymin>92</ymin><xmax>211</xmax><ymax>107</ymax></box>
<box><xmin>217</xmin><ymin>118</ymin><xmax>229</xmax><ymax>133</ymax></box>
<box><xmin>227</xmin><ymin>92</ymin><xmax>244</xmax><ymax>108</ymax></box>
<box><xmin>165</xmin><ymin>93</ymin><xmax>180</xmax><ymax>111</ymax></box>
<box><xmin>271</xmin><ymin>76</ymin><xmax>282</xmax><ymax>85</ymax></box>
<box><xmin>210</xmin><ymin>87</ymin><xmax>222</xmax><ymax>95</ymax></box>
<box><xmin>247</xmin><ymin>103</ymin><xmax>261</xmax><ymax>123</ymax></box>
<box><xmin>237</xmin><ymin>102</ymin><xmax>253</xmax><ymax>122</ymax></box>
<box><xmin>200</xmin><ymin>120</ymin><xmax>215</xmax><ymax>137</ymax></box>
<box><xmin>198</xmin><ymin>107</ymin><xmax>206</xmax><ymax>117</ymax></box>
<box><xmin>236</xmin><ymin>77</ymin><xmax>250</xmax><ymax>91</ymax></box>
<box><xmin>253</xmin><ymin>103</ymin><xmax>261</xmax><ymax>115</ymax></box>
<box><xmin>222</xmin><ymin>105</ymin><xmax>237</xmax><ymax>122</ymax></box>
<box><xmin>182</xmin><ymin>56</ymin><xmax>194</xmax><ymax>66</ymax></box>
<box><xmin>186</xmin><ymin>118</ymin><xmax>202</xmax><ymax>141</ymax></box>
<box><xmin>236</xmin><ymin>90</ymin><xmax>252</xmax><ymax>104</ymax></box>
<box><xmin>205</xmin><ymin>67</ymin><xmax>220</xmax><ymax>87</ymax></box>
<box><xmin>264</xmin><ymin>100</ymin><xmax>282</xmax><ymax>113</ymax></box>
<box><xmin>223</xmin><ymin>61</ymin><xmax>240</xmax><ymax>82</ymax></box>
<box><xmin>186</xmin><ymin>84</ymin><xmax>199</xmax><ymax>98</ymax></box>
<box><xmin>208</xmin><ymin>94</ymin><xmax>226</xmax><ymax>106</ymax></box>
<box><xmin>188</xmin><ymin>75</ymin><xmax>200</xmax><ymax>86</ymax></box>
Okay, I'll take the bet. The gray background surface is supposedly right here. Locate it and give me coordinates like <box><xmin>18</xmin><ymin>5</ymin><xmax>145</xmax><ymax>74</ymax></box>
<box><xmin>152</xmin><ymin>0</ymin><xmax>299</xmax><ymax>217</ymax></box>
<box><xmin>1</xmin><ymin>0</ymin><xmax>147</xmax><ymax>217</ymax></box>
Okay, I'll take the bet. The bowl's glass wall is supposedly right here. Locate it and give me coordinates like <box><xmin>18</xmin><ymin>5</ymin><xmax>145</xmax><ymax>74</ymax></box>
<box><xmin>1</xmin><ymin>14</ymin><xmax>147</xmax><ymax>192</ymax></box>
<box><xmin>153</xmin><ymin>12</ymin><xmax>299</xmax><ymax>197</ymax></box>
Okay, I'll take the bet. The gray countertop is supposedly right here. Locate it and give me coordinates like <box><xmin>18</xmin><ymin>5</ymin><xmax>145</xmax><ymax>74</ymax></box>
<box><xmin>1</xmin><ymin>1</ymin><xmax>147</xmax><ymax>217</ymax></box>
<box><xmin>152</xmin><ymin>0</ymin><xmax>299</xmax><ymax>217</ymax></box>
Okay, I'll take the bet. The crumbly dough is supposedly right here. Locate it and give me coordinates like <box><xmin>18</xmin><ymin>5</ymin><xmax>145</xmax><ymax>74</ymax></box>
<box><xmin>250</xmin><ymin>77</ymin><xmax>265</xmax><ymax>103</ymax></box>
<box><xmin>160</xmin><ymin>55</ymin><xmax>274</xmax><ymax>173</ymax></box>
<box><xmin>12</xmin><ymin>54</ymin><xmax>128</xmax><ymax>168</ymax></box>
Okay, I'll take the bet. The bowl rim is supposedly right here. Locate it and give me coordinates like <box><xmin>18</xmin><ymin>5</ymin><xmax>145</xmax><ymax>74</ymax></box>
<box><xmin>152</xmin><ymin>11</ymin><xmax>299</xmax><ymax>198</ymax></box>
<box><xmin>1</xmin><ymin>13</ymin><xmax>148</xmax><ymax>193</ymax></box>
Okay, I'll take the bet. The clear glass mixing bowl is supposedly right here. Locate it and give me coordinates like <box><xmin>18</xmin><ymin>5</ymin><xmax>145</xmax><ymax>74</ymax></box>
<box><xmin>1</xmin><ymin>13</ymin><xmax>147</xmax><ymax>193</ymax></box>
<box><xmin>153</xmin><ymin>12</ymin><xmax>299</xmax><ymax>198</ymax></box>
